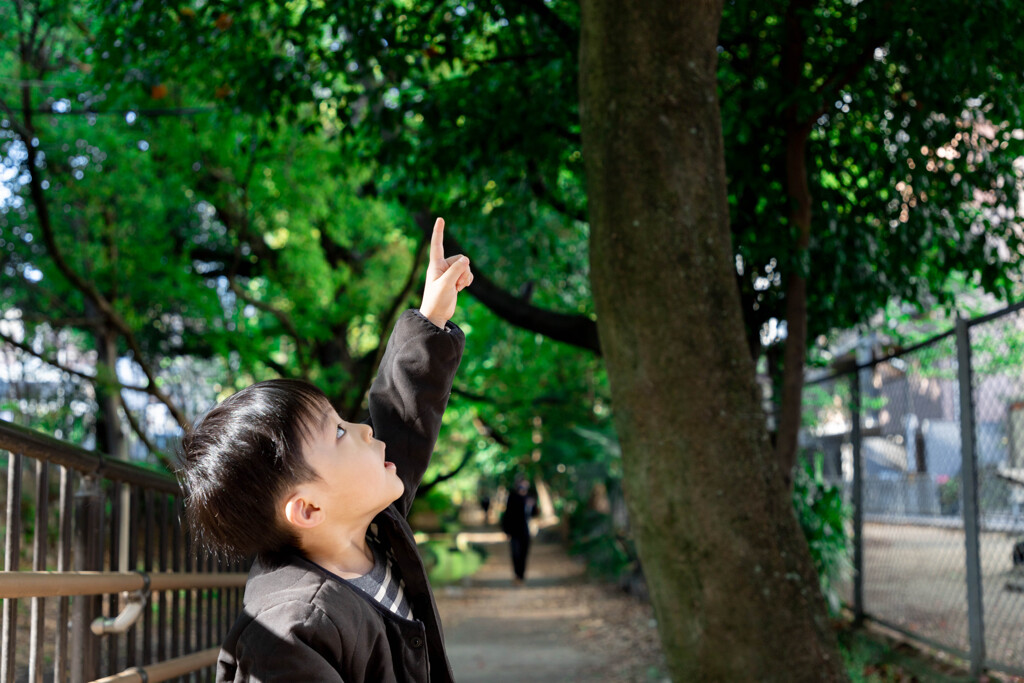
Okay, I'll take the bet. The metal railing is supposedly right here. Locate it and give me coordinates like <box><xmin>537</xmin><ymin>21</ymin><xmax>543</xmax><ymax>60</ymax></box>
<box><xmin>801</xmin><ymin>300</ymin><xmax>1024</xmax><ymax>679</ymax></box>
<box><xmin>0</xmin><ymin>418</ymin><xmax>247</xmax><ymax>682</ymax></box>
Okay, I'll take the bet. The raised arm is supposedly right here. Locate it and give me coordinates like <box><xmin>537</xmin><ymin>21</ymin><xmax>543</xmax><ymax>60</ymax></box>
<box><xmin>367</xmin><ymin>218</ymin><xmax>471</xmax><ymax>517</ymax></box>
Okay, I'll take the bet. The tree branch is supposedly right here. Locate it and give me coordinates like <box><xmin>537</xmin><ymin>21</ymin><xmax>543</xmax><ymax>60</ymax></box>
<box><xmin>507</xmin><ymin>0</ymin><xmax>578</xmax><ymax>54</ymax></box>
<box><xmin>803</xmin><ymin>5</ymin><xmax>893</xmax><ymax>129</ymax></box>
<box><xmin>0</xmin><ymin>95</ymin><xmax>33</xmax><ymax>140</ymax></box>
<box><xmin>450</xmin><ymin>385</ymin><xmax>567</xmax><ymax>413</ymax></box>
<box><xmin>188</xmin><ymin>247</ymin><xmax>261</xmax><ymax>278</ymax></box>
<box><xmin>0</xmin><ymin>327</ymin><xmax>148</xmax><ymax>392</ymax></box>
<box><xmin>118</xmin><ymin>335</ymin><xmax>190</xmax><ymax>430</ymax></box>
<box><xmin>194</xmin><ymin>170</ymin><xmax>279</xmax><ymax>270</ymax></box>
<box><xmin>465</xmin><ymin>51</ymin><xmax>561</xmax><ymax>67</ymax></box>
<box><xmin>419</xmin><ymin>408</ymin><xmax>517</xmax><ymax>493</ymax></box>
<box><xmin>526</xmin><ymin>160</ymin><xmax>586</xmax><ymax>222</ymax></box>
<box><xmin>262</xmin><ymin>356</ymin><xmax>290</xmax><ymax>378</ymax></box>
<box><xmin>414</xmin><ymin>214</ymin><xmax>600</xmax><ymax>354</ymax></box>
<box><xmin>419</xmin><ymin>446</ymin><xmax>476</xmax><ymax>495</ymax></box>
<box><xmin>18</xmin><ymin>272</ymin><xmax>86</xmax><ymax>319</ymax></box>
<box><xmin>451</xmin><ymin>385</ymin><xmax>494</xmax><ymax>404</ymax></box>
<box><xmin>803</xmin><ymin>43</ymin><xmax>876</xmax><ymax>129</ymax></box>
<box><xmin>471</xmin><ymin>413</ymin><xmax>511</xmax><ymax>450</ymax></box>
<box><xmin>348</xmin><ymin>233</ymin><xmax>431</xmax><ymax>417</ymax></box>
<box><xmin>318</xmin><ymin>222</ymin><xmax>365</xmax><ymax>272</ymax></box>
<box><xmin>226</xmin><ymin>277</ymin><xmax>310</xmax><ymax>375</ymax></box>
<box><xmin>118</xmin><ymin>393</ymin><xmax>174</xmax><ymax>469</ymax></box>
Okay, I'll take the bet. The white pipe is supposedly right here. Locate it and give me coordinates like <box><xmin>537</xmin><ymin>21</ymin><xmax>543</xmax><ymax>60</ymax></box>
<box><xmin>90</xmin><ymin>591</ymin><xmax>147</xmax><ymax>636</ymax></box>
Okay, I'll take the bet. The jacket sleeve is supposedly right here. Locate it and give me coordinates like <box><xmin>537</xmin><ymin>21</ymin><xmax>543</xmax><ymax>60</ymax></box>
<box><xmin>367</xmin><ymin>309</ymin><xmax>465</xmax><ymax>517</ymax></box>
<box><xmin>219</xmin><ymin>603</ymin><xmax>346</xmax><ymax>682</ymax></box>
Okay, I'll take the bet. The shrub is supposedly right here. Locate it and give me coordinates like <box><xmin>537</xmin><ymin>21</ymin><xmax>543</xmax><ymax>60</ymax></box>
<box><xmin>792</xmin><ymin>451</ymin><xmax>853</xmax><ymax>615</ymax></box>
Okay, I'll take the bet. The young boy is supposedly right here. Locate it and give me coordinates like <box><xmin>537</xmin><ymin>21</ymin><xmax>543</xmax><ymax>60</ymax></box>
<box><xmin>180</xmin><ymin>218</ymin><xmax>473</xmax><ymax>682</ymax></box>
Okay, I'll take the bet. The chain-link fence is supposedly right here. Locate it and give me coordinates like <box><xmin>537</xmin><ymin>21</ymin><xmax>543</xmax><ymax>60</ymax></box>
<box><xmin>800</xmin><ymin>303</ymin><xmax>1024</xmax><ymax>677</ymax></box>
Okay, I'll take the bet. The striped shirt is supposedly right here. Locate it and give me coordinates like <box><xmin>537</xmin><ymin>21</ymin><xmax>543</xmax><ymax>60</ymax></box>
<box><xmin>347</xmin><ymin>538</ymin><xmax>414</xmax><ymax>621</ymax></box>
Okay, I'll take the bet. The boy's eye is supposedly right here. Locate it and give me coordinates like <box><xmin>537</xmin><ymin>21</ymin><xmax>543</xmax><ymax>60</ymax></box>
<box><xmin>336</xmin><ymin>424</ymin><xmax>346</xmax><ymax>439</ymax></box>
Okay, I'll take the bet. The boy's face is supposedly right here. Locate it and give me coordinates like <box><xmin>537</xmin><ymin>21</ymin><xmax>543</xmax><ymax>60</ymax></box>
<box><xmin>296</xmin><ymin>406</ymin><xmax>405</xmax><ymax>524</ymax></box>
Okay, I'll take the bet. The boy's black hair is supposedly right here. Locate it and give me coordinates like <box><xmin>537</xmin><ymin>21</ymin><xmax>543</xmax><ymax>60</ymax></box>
<box><xmin>179</xmin><ymin>379</ymin><xmax>330</xmax><ymax>560</ymax></box>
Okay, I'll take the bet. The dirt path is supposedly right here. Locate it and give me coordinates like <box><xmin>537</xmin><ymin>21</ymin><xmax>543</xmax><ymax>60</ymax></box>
<box><xmin>434</xmin><ymin>530</ymin><xmax>668</xmax><ymax>683</ymax></box>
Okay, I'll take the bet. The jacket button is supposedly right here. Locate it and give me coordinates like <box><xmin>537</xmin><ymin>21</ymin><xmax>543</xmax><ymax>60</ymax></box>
<box><xmin>411</xmin><ymin>637</ymin><xmax>423</xmax><ymax>648</ymax></box>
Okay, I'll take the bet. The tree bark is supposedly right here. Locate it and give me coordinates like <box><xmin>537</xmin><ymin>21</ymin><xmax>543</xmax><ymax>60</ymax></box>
<box><xmin>578</xmin><ymin>1</ymin><xmax>845</xmax><ymax>680</ymax></box>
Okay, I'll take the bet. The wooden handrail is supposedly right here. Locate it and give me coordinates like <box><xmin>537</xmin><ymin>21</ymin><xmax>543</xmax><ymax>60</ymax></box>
<box><xmin>0</xmin><ymin>571</ymin><xmax>247</xmax><ymax>599</ymax></box>
<box><xmin>0</xmin><ymin>418</ymin><xmax>179</xmax><ymax>494</ymax></box>
<box><xmin>89</xmin><ymin>647</ymin><xmax>220</xmax><ymax>683</ymax></box>
<box><xmin>0</xmin><ymin>418</ymin><xmax>238</xmax><ymax>682</ymax></box>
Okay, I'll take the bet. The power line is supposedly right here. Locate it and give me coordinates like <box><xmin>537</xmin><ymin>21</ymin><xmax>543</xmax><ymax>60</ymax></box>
<box><xmin>33</xmin><ymin>106</ymin><xmax>219</xmax><ymax>118</ymax></box>
<box><xmin>1</xmin><ymin>105</ymin><xmax>220</xmax><ymax>118</ymax></box>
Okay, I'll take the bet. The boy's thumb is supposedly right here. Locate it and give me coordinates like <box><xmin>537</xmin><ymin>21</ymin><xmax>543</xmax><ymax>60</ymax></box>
<box><xmin>439</xmin><ymin>257</ymin><xmax>470</xmax><ymax>286</ymax></box>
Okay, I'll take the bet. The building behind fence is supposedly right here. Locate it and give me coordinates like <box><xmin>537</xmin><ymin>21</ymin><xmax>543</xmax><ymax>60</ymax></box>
<box><xmin>802</xmin><ymin>302</ymin><xmax>1024</xmax><ymax>678</ymax></box>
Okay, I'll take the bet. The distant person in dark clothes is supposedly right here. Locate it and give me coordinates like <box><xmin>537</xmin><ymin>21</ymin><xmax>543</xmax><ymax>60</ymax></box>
<box><xmin>479</xmin><ymin>492</ymin><xmax>491</xmax><ymax>523</ymax></box>
<box><xmin>501</xmin><ymin>478</ymin><xmax>537</xmax><ymax>584</ymax></box>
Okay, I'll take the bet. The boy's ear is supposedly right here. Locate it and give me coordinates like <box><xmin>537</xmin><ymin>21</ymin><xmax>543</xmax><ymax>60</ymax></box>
<box><xmin>282</xmin><ymin>491</ymin><xmax>325</xmax><ymax>530</ymax></box>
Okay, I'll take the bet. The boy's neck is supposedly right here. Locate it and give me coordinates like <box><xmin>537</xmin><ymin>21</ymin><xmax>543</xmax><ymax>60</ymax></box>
<box><xmin>300</xmin><ymin>521</ymin><xmax>375</xmax><ymax>579</ymax></box>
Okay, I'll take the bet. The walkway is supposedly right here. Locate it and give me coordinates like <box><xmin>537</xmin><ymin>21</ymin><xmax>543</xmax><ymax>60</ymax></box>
<box><xmin>434</xmin><ymin>530</ymin><xmax>667</xmax><ymax>683</ymax></box>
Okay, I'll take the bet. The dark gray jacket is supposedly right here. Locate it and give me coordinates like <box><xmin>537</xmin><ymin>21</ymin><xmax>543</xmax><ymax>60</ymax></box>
<box><xmin>217</xmin><ymin>310</ymin><xmax>464</xmax><ymax>682</ymax></box>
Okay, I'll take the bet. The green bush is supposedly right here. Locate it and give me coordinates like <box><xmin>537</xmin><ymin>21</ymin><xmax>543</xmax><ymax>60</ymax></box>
<box><xmin>420</xmin><ymin>540</ymin><xmax>486</xmax><ymax>585</ymax></box>
<box><xmin>938</xmin><ymin>475</ymin><xmax>960</xmax><ymax>515</ymax></box>
<box><xmin>792</xmin><ymin>451</ymin><xmax>852</xmax><ymax>616</ymax></box>
<box><xmin>417</xmin><ymin>487</ymin><xmax>458</xmax><ymax>515</ymax></box>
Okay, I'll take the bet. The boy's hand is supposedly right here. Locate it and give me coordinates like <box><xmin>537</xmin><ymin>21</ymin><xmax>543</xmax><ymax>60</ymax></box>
<box><xmin>420</xmin><ymin>217</ymin><xmax>473</xmax><ymax>328</ymax></box>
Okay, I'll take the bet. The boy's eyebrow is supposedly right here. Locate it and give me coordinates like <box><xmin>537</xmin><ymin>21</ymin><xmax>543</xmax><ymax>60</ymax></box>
<box><xmin>317</xmin><ymin>407</ymin><xmax>333</xmax><ymax>434</ymax></box>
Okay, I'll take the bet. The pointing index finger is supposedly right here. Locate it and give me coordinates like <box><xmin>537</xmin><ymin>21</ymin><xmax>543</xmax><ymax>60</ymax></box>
<box><xmin>430</xmin><ymin>217</ymin><xmax>445</xmax><ymax>265</ymax></box>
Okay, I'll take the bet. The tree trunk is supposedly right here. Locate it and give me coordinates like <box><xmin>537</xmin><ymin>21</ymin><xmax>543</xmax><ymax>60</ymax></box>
<box><xmin>93</xmin><ymin>322</ymin><xmax>125</xmax><ymax>460</ymax></box>
<box><xmin>84</xmin><ymin>296</ymin><xmax>125</xmax><ymax>460</ymax></box>
<box><xmin>775</xmin><ymin>125</ymin><xmax>812</xmax><ymax>486</ymax></box>
<box><xmin>774</xmin><ymin>0</ymin><xmax>815</xmax><ymax>487</ymax></box>
<box><xmin>578</xmin><ymin>1</ymin><xmax>845</xmax><ymax>680</ymax></box>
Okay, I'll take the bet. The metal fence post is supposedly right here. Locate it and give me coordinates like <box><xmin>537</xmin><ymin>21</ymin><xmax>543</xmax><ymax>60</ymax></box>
<box><xmin>851</xmin><ymin>373</ymin><xmax>865</xmax><ymax>625</ymax></box>
<box><xmin>956</xmin><ymin>315</ymin><xmax>986</xmax><ymax>676</ymax></box>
